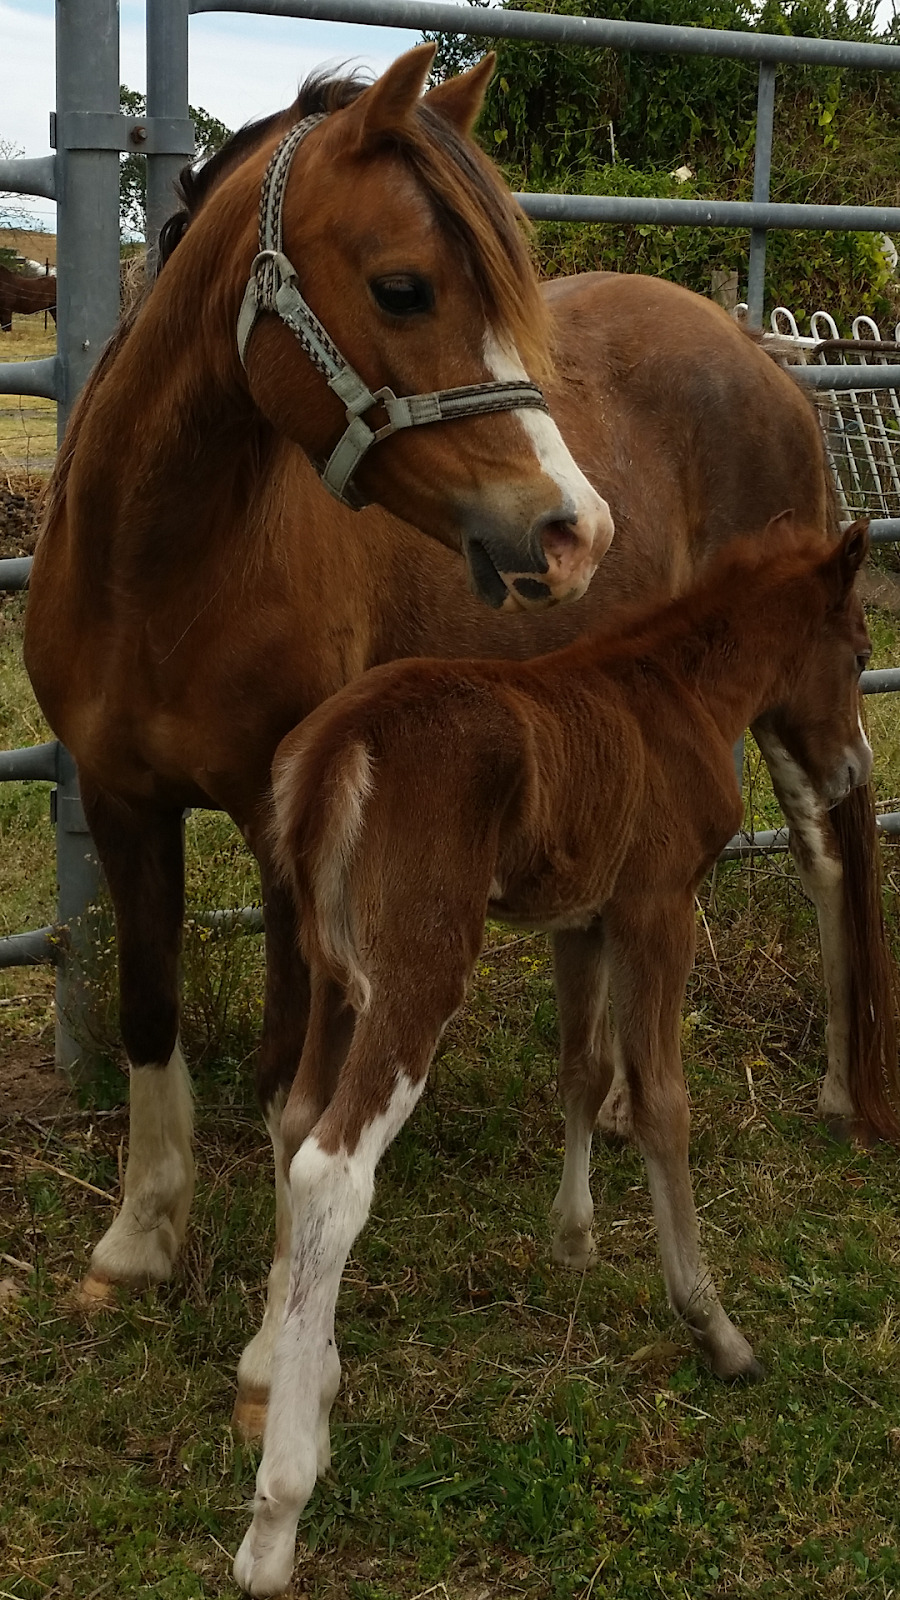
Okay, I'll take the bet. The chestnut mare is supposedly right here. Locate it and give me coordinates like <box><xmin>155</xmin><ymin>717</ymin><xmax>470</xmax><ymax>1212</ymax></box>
<box><xmin>22</xmin><ymin>42</ymin><xmax>899</xmax><ymax>1566</ymax></box>
<box><xmin>247</xmin><ymin>521</ymin><xmax>873</xmax><ymax>1596</ymax></box>
<box><xmin>0</xmin><ymin>263</ymin><xmax>56</xmax><ymax>332</ymax></box>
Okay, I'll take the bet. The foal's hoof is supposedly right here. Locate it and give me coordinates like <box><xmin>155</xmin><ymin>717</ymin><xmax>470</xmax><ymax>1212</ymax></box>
<box><xmin>75</xmin><ymin>1271</ymin><xmax>117</xmax><ymax>1310</ymax></box>
<box><xmin>727</xmin><ymin>1356</ymin><xmax>766</xmax><ymax>1385</ymax></box>
<box><xmin>232</xmin><ymin>1386</ymin><xmax>269</xmax><ymax>1444</ymax></box>
<box><xmin>551</xmin><ymin>1231</ymin><xmax>597</xmax><ymax>1271</ymax></box>
<box><xmin>708</xmin><ymin>1347</ymin><xmax>766</xmax><ymax>1384</ymax></box>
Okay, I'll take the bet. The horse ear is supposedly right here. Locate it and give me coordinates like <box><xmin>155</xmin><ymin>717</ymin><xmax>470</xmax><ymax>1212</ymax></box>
<box><xmin>348</xmin><ymin>43</ymin><xmax>437</xmax><ymax>143</ymax></box>
<box><xmin>838</xmin><ymin>518</ymin><xmax>870</xmax><ymax>585</ymax></box>
<box><xmin>822</xmin><ymin>518</ymin><xmax>869</xmax><ymax>602</ymax></box>
<box><xmin>423</xmin><ymin>53</ymin><xmax>496</xmax><ymax>135</ymax></box>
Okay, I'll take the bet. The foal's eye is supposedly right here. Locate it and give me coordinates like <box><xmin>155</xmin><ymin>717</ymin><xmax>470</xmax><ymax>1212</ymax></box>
<box><xmin>369</xmin><ymin>275</ymin><xmax>434</xmax><ymax>316</ymax></box>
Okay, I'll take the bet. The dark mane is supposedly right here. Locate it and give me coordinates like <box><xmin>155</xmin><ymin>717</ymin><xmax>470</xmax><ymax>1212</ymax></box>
<box><xmin>158</xmin><ymin>71</ymin><xmax>371</xmax><ymax>268</ymax></box>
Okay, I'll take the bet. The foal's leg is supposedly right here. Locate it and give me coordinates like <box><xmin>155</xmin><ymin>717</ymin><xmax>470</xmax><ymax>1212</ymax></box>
<box><xmin>234</xmin><ymin>873</ymin><xmax>352</xmax><ymax>1443</ymax></box>
<box><xmin>606</xmin><ymin>894</ymin><xmax>761</xmax><ymax>1381</ymax></box>
<box><xmin>753</xmin><ymin>724</ymin><xmax>856</xmax><ymax>1131</ymax></box>
<box><xmin>78</xmin><ymin>791</ymin><xmax>193</xmax><ymax>1300</ymax></box>
<box><xmin>233</xmin><ymin>969</ymin><xmax>461</xmax><ymax>1599</ymax></box>
<box><xmin>551</xmin><ymin>923</ymin><xmax>612</xmax><ymax>1268</ymax></box>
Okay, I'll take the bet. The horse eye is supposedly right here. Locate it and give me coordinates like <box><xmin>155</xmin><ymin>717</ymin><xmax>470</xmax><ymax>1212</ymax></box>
<box><xmin>370</xmin><ymin>276</ymin><xmax>434</xmax><ymax>316</ymax></box>
<box><xmin>857</xmin><ymin>649</ymin><xmax>872</xmax><ymax>675</ymax></box>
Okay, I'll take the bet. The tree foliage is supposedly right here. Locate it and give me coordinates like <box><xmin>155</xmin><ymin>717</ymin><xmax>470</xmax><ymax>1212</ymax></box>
<box><xmin>425</xmin><ymin>0</ymin><xmax>900</xmax><ymax>328</ymax></box>
<box><xmin>119</xmin><ymin>87</ymin><xmax>231</xmax><ymax>240</ymax></box>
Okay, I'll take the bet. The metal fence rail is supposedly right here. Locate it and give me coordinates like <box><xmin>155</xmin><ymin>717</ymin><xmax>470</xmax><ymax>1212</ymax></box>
<box><xmin>5</xmin><ymin>0</ymin><xmax>900</xmax><ymax>1067</ymax></box>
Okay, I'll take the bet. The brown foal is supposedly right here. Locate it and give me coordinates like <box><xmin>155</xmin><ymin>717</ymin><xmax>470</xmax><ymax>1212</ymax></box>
<box><xmin>233</xmin><ymin>522</ymin><xmax>873</xmax><ymax>1596</ymax></box>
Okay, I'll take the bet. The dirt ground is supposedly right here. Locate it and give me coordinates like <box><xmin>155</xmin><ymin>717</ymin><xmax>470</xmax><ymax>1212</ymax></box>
<box><xmin>0</xmin><ymin>1036</ymin><xmax>71</xmax><ymax>1119</ymax></box>
<box><xmin>0</xmin><ymin>469</ymin><xmax>44</xmax><ymax>559</ymax></box>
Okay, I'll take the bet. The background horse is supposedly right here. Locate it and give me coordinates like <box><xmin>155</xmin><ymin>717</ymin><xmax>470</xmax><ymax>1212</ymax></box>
<box><xmin>233</xmin><ymin>521</ymin><xmax>872</xmax><ymax>1597</ymax></box>
<box><xmin>0</xmin><ymin>262</ymin><xmax>56</xmax><ymax>332</ymax></box>
<box><xmin>22</xmin><ymin>51</ymin><xmax>900</xmax><ymax>1456</ymax></box>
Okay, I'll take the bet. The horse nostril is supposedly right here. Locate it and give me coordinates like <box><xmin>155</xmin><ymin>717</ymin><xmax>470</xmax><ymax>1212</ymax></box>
<box><xmin>540</xmin><ymin>520</ymin><xmax>579</xmax><ymax>572</ymax></box>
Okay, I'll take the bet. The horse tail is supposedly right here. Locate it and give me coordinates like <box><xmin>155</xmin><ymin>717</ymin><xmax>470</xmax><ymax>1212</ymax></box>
<box><xmin>830</xmin><ymin>775</ymin><xmax>900</xmax><ymax>1143</ymax></box>
<box><xmin>272</xmin><ymin>731</ymin><xmax>374</xmax><ymax>1015</ymax></box>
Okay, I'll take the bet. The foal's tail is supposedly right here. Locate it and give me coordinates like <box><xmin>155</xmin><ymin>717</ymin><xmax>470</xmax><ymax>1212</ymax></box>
<box><xmin>831</xmin><ymin>777</ymin><xmax>900</xmax><ymax>1143</ymax></box>
<box><xmin>272</xmin><ymin>733</ymin><xmax>375</xmax><ymax>1014</ymax></box>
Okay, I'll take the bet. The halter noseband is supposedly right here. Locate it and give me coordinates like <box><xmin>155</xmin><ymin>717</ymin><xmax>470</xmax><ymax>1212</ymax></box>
<box><xmin>237</xmin><ymin>116</ymin><xmax>549</xmax><ymax>509</ymax></box>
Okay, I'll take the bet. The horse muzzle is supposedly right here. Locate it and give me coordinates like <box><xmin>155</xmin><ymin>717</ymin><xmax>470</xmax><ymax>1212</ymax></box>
<box><xmin>823</xmin><ymin>737</ymin><xmax>873</xmax><ymax>807</ymax></box>
<box><xmin>462</xmin><ymin>495</ymin><xmax>615</xmax><ymax>612</ymax></box>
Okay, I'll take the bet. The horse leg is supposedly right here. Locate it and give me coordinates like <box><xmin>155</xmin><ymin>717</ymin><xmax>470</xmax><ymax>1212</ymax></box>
<box><xmin>78</xmin><ymin>790</ymin><xmax>192</xmax><ymax>1301</ymax></box>
<box><xmin>550</xmin><ymin>923</ymin><xmax>612</xmax><ymax>1268</ymax></box>
<box><xmin>606</xmin><ymin>894</ymin><xmax>761</xmax><ymax>1381</ymax></box>
<box><xmin>234</xmin><ymin>945</ymin><xmax>470</xmax><ymax>1598</ymax></box>
<box><xmin>233</xmin><ymin>871</ymin><xmax>352</xmax><ymax>1443</ymax></box>
<box><xmin>754</xmin><ymin>721</ymin><xmax>900</xmax><ymax>1143</ymax></box>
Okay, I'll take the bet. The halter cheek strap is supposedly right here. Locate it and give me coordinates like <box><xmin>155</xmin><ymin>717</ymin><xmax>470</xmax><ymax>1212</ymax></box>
<box><xmin>237</xmin><ymin>116</ymin><xmax>549</xmax><ymax>509</ymax></box>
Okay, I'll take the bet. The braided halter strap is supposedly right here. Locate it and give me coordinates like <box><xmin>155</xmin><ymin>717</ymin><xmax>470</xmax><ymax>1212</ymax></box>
<box><xmin>237</xmin><ymin>116</ymin><xmax>549</xmax><ymax>508</ymax></box>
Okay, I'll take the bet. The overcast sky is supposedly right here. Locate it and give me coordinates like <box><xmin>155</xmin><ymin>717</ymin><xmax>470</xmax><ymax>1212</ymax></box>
<box><xmin>3</xmin><ymin>0</ymin><xmax>899</xmax><ymax>232</ymax></box>
<box><xmin>1</xmin><ymin>0</ymin><xmax>442</xmax><ymax>229</ymax></box>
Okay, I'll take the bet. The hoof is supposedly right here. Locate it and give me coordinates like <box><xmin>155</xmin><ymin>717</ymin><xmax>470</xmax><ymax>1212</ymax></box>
<box><xmin>75</xmin><ymin>1271</ymin><xmax>117</xmax><ymax>1310</ymax></box>
<box><xmin>723</xmin><ymin>1356</ymin><xmax>766</xmax><ymax>1385</ymax></box>
<box><xmin>551</xmin><ymin>1233</ymin><xmax>596</xmax><ymax>1271</ymax></box>
<box><xmin>233</xmin><ymin>1388</ymin><xmax>269</xmax><ymax>1444</ymax></box>
<box><xmin>709</xmin><ymin>1350</ymin><xmax>766</xmax><ymax>1384</ymax></box>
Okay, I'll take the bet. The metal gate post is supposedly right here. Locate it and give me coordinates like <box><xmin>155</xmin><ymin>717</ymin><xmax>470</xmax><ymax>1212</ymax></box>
<box><xmin>747</xmin><ymin>61</ymin><xmax>776</xmax><ymax>327</ymax></box>
<box><xmin>51</xmin><ymin>0</ymin><xmax>122</xmax><ymax>1072</ymax></box>
<box><xmin>146</xmin><ymin>0</ymin><xmax>193</xmax><ymax>272</ymax></box>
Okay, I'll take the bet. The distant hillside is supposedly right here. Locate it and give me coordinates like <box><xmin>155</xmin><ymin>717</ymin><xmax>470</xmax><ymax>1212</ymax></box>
<box><xmin>0</xmin><ymin>229</ymin><xmax>56</xmax><ymax>269</ymax></box>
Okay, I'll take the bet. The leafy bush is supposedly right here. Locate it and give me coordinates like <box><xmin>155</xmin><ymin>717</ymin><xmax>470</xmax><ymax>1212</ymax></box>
<box><xmin>426</xmin><ymin>0</ymin><xmax>900</xmax><ymax>328</ymax></box>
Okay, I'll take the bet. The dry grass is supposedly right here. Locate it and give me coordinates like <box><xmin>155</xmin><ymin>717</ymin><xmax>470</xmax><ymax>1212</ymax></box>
<box><xmin>0</xmin><ymin>317</ymin><xmax>57</xmax><ymax>472</ymax></box>
<box><xmin>0</xmin><ymin>229</ymin><xmax>57</xmax><ymax>268</ymax></box>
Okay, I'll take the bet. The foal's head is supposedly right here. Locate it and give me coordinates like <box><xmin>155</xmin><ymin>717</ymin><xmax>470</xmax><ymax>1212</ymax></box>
<box><xmin>755</xmin><ymin>520</ymin><xmax>872</xmax><ymax>807</ymax></box>
<box><xmin>164</xmin><ymin>46</ymin><xmax>613</xmax><ymax>610</ymax></box>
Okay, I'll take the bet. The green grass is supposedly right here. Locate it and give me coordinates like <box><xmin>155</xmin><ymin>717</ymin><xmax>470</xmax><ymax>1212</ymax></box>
<box><xmin>3</xmin><ymin>602</ymin><xmax>900</xmax><ymax>1598</ymax></box>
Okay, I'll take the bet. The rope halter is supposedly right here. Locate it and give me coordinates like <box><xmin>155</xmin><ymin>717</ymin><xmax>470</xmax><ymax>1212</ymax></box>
<box><xmin>237</xmin><ymin>115</ymin><xmax>549</xmax><ymax>509</ymax></box>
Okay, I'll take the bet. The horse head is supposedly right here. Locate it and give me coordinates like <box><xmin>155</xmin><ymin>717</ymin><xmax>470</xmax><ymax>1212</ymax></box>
<box><xmin>229</xmin><ymin>46</ymin><xmax>614</xmax><ymax>610</ymax></box>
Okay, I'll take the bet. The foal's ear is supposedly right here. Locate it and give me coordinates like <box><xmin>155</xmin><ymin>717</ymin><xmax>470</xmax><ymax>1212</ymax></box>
<box><xmin>423</xmin><ymin>53</ymin><xmax>496</xmax><ymax>135</ymax></box>
<box><xmin>826</xmin><ymin>518</ymin><xmax>870</xmax><ymax>598</ymax></box>
<box><xmin>347</xmin><ymin>43</ymin><xmax>437</xmax><ymax>143</ymax></box>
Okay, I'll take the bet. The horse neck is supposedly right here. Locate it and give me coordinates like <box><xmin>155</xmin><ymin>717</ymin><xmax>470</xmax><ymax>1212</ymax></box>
<box><xmin>68</xmin><ymin>242</ymin><xmax>269</xmax><ymax>580</ymax></box>
<box><xmin>615</xmin><ymin>576</ymin><xmax>815</xmax><ymax>745</ymax></box>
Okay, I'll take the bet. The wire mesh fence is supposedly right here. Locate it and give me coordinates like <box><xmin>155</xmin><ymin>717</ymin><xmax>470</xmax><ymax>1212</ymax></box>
<box><xmin>767</xmin><ymin>307</ymin><xmax>900</xmax><ymax>523</ymax></box>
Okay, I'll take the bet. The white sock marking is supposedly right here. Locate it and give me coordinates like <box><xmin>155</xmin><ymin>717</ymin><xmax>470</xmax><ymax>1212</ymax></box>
<box><xmin>235</xmin><ymin>1070</ymin><xmax>425</xmax><ymax>1596</ymax></box>
<box><xmin>89</xmin><ymin>1043</ymin><xmax>194</xmax><ymax>1285</ymax></box>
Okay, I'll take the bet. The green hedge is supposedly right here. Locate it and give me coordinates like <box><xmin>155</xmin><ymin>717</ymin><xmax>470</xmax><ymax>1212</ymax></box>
<box><xmin>427</xmin><ymin>0</ymin><xmax>900</xmax><ymax>330</ymax></box>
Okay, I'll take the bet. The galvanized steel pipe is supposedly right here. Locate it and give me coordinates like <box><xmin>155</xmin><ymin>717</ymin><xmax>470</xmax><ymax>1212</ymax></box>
<box><xmin>190</xmin><ymin>0</ymin><xmax>900</xmax><ymax>72</ymax></box>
